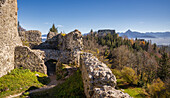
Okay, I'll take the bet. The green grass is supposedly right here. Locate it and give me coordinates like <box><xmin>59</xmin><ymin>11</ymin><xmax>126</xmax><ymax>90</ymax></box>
<box><xmin>0</xmin><ymin>68</ymin><xmax>50</xmax><ymax>98</ymax></box>
<box><xmin>29</xmin><ymin>70</ymin><xmax>86</xmax><ymax>98</ymax></box>
<box><xmin>123</xmin><ymin>87</ymin><xmax>147</xmax><ymax>98</ymax></box>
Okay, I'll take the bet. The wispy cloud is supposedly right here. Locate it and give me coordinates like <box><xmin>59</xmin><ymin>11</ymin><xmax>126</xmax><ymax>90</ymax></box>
<box><xmin>57</xmin><ymin>25</ymin><xmax>63</xmax><ymax>28</ymax></box>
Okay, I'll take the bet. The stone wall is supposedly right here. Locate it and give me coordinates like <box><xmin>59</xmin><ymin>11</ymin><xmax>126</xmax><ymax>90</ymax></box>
<box><xmin>80</xmin><ymin>52</ymin><xmax>131</xmax><ymax>98</ymax></box>
<box><xmin>14</xmin><ymin>46</ymin><xmax>47</xmax><ymax>74</ymax></box>
<box><xmin>39</xmin><ymin>49</ymin><xmax>80</xmax><ymax>66</ymax></box>
<box><xmin>0</xmin><ymin>0</ymin><xmax>22</xmax><ymax>77</ymax></box>
<box><xmin>19</xmin><ymin>30</ymin><xmax>42</xmax><ymax>48</ymax></box>
<box><xmin>35</xmin><ymin>29</ymin><xmax>83</xmax><ymax>65</ymax></box>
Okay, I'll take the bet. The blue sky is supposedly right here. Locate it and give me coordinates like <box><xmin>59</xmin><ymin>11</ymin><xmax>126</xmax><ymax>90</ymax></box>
<box><xmin>18</xmin><ymin>0</ymin><xmax>170</xmax><ymax>34</ymax></box>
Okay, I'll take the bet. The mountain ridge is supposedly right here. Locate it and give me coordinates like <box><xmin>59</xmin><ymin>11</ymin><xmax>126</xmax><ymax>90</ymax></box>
<box><xmin>118</xmin><ymin>29</ymin><xmax>170</xmax><ymax>38</ymax></box>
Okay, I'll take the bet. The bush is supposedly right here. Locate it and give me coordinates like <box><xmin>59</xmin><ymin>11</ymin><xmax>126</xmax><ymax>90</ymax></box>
<box><xmin>146</xmin><ymin>78</ymin><xmax>165</xmax><ymax>96</ymax></box>
<box><xmin>111</xmin><ymin>68</ymin><xmax>122</xmax><ymax>79</ymax></box>
<box><xmin>61</xmin><ymin>33</ymin><xmax>66</xmax><ymax>36</ymax></box>
<box><xmin>121</xmin><ymin>67</ymin><xmax>138</xmax><ymax>85</ymax></box>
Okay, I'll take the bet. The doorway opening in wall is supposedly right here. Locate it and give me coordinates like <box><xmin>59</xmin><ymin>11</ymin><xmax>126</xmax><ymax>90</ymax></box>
<box><xmin>45</xmin><ymin>59</ymin><xmax>57</xmax><ymax>76</ymax></box>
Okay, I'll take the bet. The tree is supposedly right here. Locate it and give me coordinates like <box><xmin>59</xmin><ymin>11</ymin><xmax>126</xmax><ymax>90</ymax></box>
<box><xmin>157</xmin><ymin>52</ymin><xmax>170</xmax><ymax>81</ymax></box>
<box><xmin>106</xmin><ymin>40</ymin><xmax>111</xmax><ymax>47</ymax></box>
<box><xmin>50</xmin><ymin>24</ymin><xmax>58</xmax><ymax>33</ymax></box>
<box><xmin>153</xmin><ymin>43</ymin><xmax>157</xmax><ymax>51</ymax></box>
<box><xmin>90</xmin><ymin>29</ymin><xmax>93</xmax><ymax>34</ymax></box>
<box><xmin>111</xmin><ymin>45</ymin><xmax>136</xmax><ymax>69</ymax></box>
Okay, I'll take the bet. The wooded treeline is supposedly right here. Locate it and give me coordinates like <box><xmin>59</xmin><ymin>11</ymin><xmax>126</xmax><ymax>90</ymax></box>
<box><xmin>83</xmin><ymin>31</ymin><xmax>170</xmax><ymax>97</ymax></box>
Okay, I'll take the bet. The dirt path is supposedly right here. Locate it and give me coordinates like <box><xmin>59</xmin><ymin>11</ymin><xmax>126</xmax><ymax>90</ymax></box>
<box><xmin>6</xmin><ymin>67</ymin><xmax>76</xmax><ymax>98</ymax></box>
<box><xmin>28</xmin><ymin>75</ymin><xmax>65</xmax><ymax>94</ymax></box>
<box><xmin>6</xmin><ymin>75</ymin><xmax>64</xmax><ymax>98</ymax></box>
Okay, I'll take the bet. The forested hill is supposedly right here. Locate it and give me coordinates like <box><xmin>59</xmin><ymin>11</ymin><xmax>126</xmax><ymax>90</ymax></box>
<box><xmin>83</xmin><ymin>31</ymin><xmax>170</xmax><ymax>97</ymax></box>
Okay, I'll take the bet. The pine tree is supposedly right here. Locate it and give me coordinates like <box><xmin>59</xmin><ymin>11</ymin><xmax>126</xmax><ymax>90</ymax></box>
<box><xmin>157</xmin><ymin>52</ymin><xmax>170</xmax><ymax>81</ymax></box>
<box><xmin>50</xmin><ymin>24</ymin><xmax>58</xmax><ymax>33</ymax></box>
<box><xmin>90</xmin><ymin>29</ymin><xmax>93</xmax><ymax>34</ymax></box>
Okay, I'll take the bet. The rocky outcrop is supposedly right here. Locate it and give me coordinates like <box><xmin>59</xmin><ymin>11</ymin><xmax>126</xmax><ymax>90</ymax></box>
<box><xmin>14</xmin><ymin>46</ymin><xmax>47</xmax><ymax>74</ymax></box>
<box><xmin>19</xmin><ymin>30</ymin><xmax>42</xmax><ymax>48</ymax></box>
<box><xmin>80</xmin><ymin>52</ymin><xmax>131</xmax><ymax>98</ymax></box>
<box><xmin>0</xmin><ymin>0</ymin><xmax>22</xmax><ymax>77</ymax></box>
<box><xmin>47</xmin><ymin>31</ymin><xmax>58</xmax><ymax>40</ymax></box>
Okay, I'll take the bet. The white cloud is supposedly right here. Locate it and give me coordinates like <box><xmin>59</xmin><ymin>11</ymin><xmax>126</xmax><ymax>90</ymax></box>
<box><xmin>57</xmin><ymin>25</ymin><xmax>63</xmax><ymax>28</ymax></box>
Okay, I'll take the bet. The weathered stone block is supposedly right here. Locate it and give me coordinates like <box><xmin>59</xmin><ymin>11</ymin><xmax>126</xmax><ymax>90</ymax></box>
<box><xmin>19</xmin><ymin>30</ymin><xmax>42</xmax><ymax>48</ymax></box>
<box><xmin>14</xmin><ymin>46</ymin><xmax>47</xmax><ymax>74</ymax></box>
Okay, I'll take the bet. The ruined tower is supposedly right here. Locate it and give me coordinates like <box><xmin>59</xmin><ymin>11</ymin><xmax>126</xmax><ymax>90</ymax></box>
<box><xmin>0</xmin><ymin>0</ymin><xmax>22</xmax><ymax>77</ymax></box>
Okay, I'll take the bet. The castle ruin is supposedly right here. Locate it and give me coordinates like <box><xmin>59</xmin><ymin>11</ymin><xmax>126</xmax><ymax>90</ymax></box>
<box><xmin>0</xmin><ymin>0</ymin><xmax>131</xmax><ymax>97</ymax></box>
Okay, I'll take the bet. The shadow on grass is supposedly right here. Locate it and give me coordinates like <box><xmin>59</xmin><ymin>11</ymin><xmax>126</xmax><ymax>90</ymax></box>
<box><xmin>37</xmin><ymin>76</ymin><xmax>50</xmax><ymax>85</ymax></box>
<box><xmin>25</xmin><ymin>86</ymin><xmax>39</xmax><ymax>92</ymax></box>
<box><xmin>135</xmin><ymin>93</ymin><xmax>147</xmax><ymax>98</ymax></box>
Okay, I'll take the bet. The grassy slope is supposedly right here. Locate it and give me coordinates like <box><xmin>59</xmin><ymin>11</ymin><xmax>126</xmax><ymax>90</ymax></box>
<box><xmin>29</xmin><ymin>70</ymin><xmax>85</xmax><ymax>98</ymax></box>
<box><xmin>123</xmin><ymin>88</ymin><xmax>147</xmax><ymax>98</ymax></box>
<box><xmin>0</xmin><ymin>68</ymin><xmax>50</xmax><ymax>97</ymax></box>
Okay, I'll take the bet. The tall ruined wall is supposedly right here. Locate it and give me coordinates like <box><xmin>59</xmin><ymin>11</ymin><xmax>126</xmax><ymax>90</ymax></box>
<box><xmin>0</xmin><ymin>0</ymin><xmax>22</xmax><ymax>77</ymax></box>
<box><xmin>19</xmin><ymin>30</ymin><xmax>42</xmax><ymax>48</ymax></box>
<box><xmin>36</xmin><ymin>29</ymin><xmax>83</xmax><ymax>51</ymax></box>
<box><xmin>35</xmin><ymin>29</ymin><xmax>83</xmax><ymax>65</ymax></box>
<box><xmin>80</xmin><ymin>52</ymin><xmax>131</xmax><ymax>98</ymax></box>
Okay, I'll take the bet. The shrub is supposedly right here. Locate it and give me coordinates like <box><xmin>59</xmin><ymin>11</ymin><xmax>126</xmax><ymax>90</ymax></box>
<box><xmin>121</xmin><ymin>67</ymin><xmax>138</xmax><ymax>85</ymax></box>
<box><xmin>111</xmin><ymin>69</ymin><xmax>122</xmax><ymax>79</ymax></box>
<box><xmin>146</xmin><ymin>78</ymin><xmax>165</xmax><ymax>96</ymax></box>
<box><xmin>61</xmin><ymin>33</ymin><xmax>66</xmax><ymax>36</ymax></box>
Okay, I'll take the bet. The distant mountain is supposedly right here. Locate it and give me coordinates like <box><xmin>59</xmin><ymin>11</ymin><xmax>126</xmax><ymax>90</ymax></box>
<box><xmin>118</xmin><ymin>30</ymin><xmax>155</xmax><ymax>38</ymax></box>
<box><xmin>145</xmin><ymin>32</ymin><xmax>170</xmax><ymax>38</ymax></box>
<box><xmin>118</xmin><ymin>29</ymin><xmax>170</xmax><ymax>38</ymax></box>
<box><xmin>42</xmin><ymin>34</ymin><xmax>47</xmax><ymax>37</ymax></box>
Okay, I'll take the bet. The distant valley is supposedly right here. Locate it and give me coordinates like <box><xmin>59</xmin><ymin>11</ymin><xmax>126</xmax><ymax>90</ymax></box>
<box><xmin>118</xmin><ymin>30</ymin><xmax>170</xmax><ymax>45</ymax></box>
